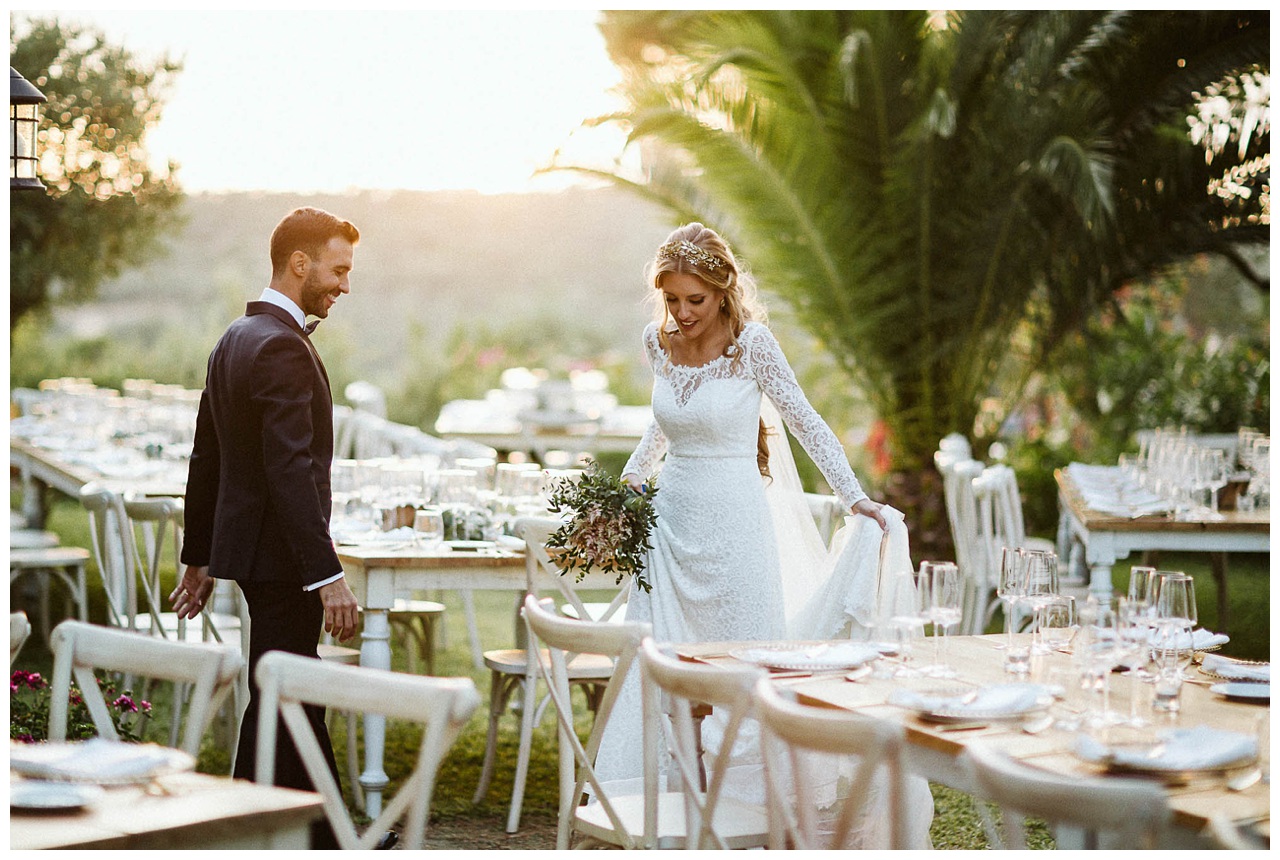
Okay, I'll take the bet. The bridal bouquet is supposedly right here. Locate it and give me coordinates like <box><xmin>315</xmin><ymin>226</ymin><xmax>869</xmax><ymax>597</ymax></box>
<box><xmin>545</xmin><ymin>461</ymin><xmax>658</xmax><ymax>593</ymax></box>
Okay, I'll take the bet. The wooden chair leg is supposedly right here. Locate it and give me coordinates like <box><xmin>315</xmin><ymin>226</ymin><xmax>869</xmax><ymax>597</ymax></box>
<box><xmin>472</xmin><ymin>670</ymin><xmax>507</xmax><ymax>803</ymax></box>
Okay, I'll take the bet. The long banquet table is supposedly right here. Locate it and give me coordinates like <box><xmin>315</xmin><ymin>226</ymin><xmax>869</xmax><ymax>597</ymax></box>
<box><xmin>678</xmin><ymin>633</ymin><xmax>1269</xmax><ymax>849</ymax></box>
<box><xmin>1055</xmin><ymin>467</ymin><xmax>1270</xmax><ymax>629</ymax></box>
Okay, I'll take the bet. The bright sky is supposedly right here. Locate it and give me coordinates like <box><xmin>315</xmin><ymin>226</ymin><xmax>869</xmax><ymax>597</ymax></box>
<box><xmin>12</xmin><ymin>8</ymin><xmax>632</xmax><ymax>194</ymax></box>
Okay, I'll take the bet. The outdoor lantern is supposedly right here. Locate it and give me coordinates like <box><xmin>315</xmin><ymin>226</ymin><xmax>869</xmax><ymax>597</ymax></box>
<box><xmin>10</xmin><ymin>66</ymin><xmax>47</xmax><ymax>192</ymax></box>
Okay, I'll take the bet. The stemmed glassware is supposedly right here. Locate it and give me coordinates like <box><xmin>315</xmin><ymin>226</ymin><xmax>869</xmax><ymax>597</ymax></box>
<box><xmin>916</xmin><ymin>561</ymin><xmax>962</xmax><ymax>678</ymax></box>
<box><xmin>996</xmin><ymin>547</ymin><xmax>1026</xmax><ymax>657</ymax></box>
<box><xmin>1151</xmin><ymin>572</ymin><xmax>1198</xmax><ymax>681</ymax></box>
<box><xmin>1022</xmin><ymin>551</ymin><xmax>1059</xmax><ymax>655</ymax></box>
<box><xmin>1075</xmin><ymin>596</ymin><xmax>1126</xmax><ymax>727</ymax></box>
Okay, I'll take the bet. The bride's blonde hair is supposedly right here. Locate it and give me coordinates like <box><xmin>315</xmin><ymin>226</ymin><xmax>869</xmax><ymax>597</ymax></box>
<box><xmin>646</xmin><ymin>223</ymin><xmax>773</xmax><ymax>479</ymax></box>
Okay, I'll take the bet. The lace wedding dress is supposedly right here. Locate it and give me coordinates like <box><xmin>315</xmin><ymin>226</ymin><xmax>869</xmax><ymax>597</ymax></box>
<box><xmin>593</xmin><ymin>321</ymin><xmax>933</xmax><ymax>848</ymax></box>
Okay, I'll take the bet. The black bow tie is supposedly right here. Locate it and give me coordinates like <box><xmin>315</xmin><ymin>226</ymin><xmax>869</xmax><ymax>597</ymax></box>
<box><xmin>304</xmin><ymin>319</ymin><xmax>321</xmax><ymax>335</ymax></box>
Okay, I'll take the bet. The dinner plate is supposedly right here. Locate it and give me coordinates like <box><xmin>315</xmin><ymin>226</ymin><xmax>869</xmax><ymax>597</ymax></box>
<box><xmin>893</xmin><ymin>683</ymin><xmax>1056</xmax><ymax>724</ymax></box>
<box><xmin>1074</xmin><ymin>726</ymin><xmax>1258</xmax><ymax>778</ymax></box>
<box><xmin>1200</xmin><ymin>659</ymin><xmax>1270</xmax><ymax>683</ymax></box>
<box><xmin>9</xmin><ymin>740</ymin><xmax>196</xmax><ymax>785</ymax></box>
<box><xmin>10</xmin><ymin>781</ymin><xmax>104</xmax><ymax>812</ymax></box>
<box><xmin>1210</xmin><ymin>682</ymin><xmax>1270</xmax><ymax>703</ymax></box>
<box><xmin>729</xmin><ymin>642</ymin><xmax>881</xmax><ymax>672</ymax></box>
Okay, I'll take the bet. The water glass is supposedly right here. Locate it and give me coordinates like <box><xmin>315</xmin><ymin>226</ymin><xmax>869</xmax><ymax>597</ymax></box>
<box><xmin>1151</xmin><ymin>665</ymin><xmax>1183</xmax><ymax>714</ymax></box>
<box><xmin>1036</xmin><ymin>595</ymin><xmax>1077</xmax><ymax>652</ymax></box>
<box><xmin>412</xmin><ymin>508</ymin><xmax>445</xmax><ymax>551</ymax></box>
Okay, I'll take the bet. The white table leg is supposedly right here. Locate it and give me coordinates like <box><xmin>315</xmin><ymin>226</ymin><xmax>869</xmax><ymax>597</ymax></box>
<box><xmin>460</xmin><ymin>589</ymin><xmax>484</xmax><ymax>670</ymax></box>
<box><xmin>358</xmin><ymin>608</ymin><xmax>391</xmax><ymax>819</ymax></box>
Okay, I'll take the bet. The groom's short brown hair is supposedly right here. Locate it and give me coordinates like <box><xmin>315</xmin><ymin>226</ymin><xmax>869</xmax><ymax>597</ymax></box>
<box><xmin>269</xmin><ymin>207</ymin><xmax>360</xmax><ymax>275</ymax></box>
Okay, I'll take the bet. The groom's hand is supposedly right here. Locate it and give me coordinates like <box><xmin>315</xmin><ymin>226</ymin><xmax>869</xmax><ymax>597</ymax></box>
<box><xmin>319</xmin><ymin>579</ymin><xmax>360</xmax><ymax>642</ymax></box>
<box><xmin>170</xmin><ymin>564</ymin><xmax>215</xmax><ymax>620</ymax></box>
<box><xmin>851</xmin><ymin>498</ymin><xmax>888</xmax><ymax>530</ymax></box>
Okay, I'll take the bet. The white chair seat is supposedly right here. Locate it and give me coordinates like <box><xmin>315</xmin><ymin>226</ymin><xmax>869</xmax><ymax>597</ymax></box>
<box><xmin>575</xmin><ymin>792</ymin><xmax>770</xmax><ymax>850</ymax></box>
<box><xmin>10</xmin><ymin>529</ymin><xmax>60</xmax><ymax>549</ymax></box>
<box><xmin>482</xmin><ymin>648</ymin><xmax>613</xmax><ymax>678</ymax></box>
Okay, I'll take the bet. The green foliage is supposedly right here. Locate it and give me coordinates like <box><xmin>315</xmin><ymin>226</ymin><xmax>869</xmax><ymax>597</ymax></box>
<box><xmin>10</xmin><ymin>669</ymin><xmax>150</xmax><ymax>743</ymax></box>
<box><xmin>10</xmin><ymin>17</ymin><xmax>186</xmax><ymax>329</ymax></box>
<box><xmin>1054</xmin><ymin>279</ymin><xmax>1269</xmax><ymax>458</ymax></box>
<box><xmin>545</xmin><ymin>461</ymin><xmax>659</xmax><ymax>592</ymax></box>
<box><xmin>569</xmin><ymin>10</ymin><xmax>1269</xmax><ymax>480</ymax></box>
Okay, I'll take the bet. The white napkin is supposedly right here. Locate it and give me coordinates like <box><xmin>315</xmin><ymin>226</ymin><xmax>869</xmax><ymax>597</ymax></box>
<box><xmin>10</xmin><ymin>739</ymin><xmax>190</xmax><ymax>782</ymax></box>
<box><xmin>1202</xmin><ymin>654</ymin><xmax>1270</xmax><ymax>682</ymax></box>
<box><xmin>736</xmin><ymin>641</ymin><xmax>880</xmax><ymax>669</ymax></box>
<box><xmin>1075</xmin><ymin>725</ymin><xmax>1256</xmax><ymax>772</ymax></box>
<box><xmin>888</xmin><ymin>683</ymin><xmax>1053</xmax><ymax>717</ymax></box>
<box><xmin>1148</xmin><ymin>628</ymin><xmax>1230</xmax><ymax>650</ymax></box>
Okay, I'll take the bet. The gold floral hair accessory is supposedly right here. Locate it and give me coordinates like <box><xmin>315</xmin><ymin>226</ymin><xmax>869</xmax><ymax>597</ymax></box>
<box><xmin>657</xmin><ymin>239</ymin><xmax>726</xmax><ymax>271</ymax></box>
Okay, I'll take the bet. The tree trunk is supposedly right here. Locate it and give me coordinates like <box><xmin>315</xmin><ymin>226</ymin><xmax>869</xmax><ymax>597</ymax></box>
<box><xmin>881</xmin><ymin>467</ymin><xmax>953</xmax><ymax>567</ymax></box>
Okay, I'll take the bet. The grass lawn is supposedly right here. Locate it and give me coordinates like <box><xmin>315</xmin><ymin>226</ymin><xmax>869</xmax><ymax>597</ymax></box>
<box><xmin>10</xmin><ymin>496</ymin><xmax>1270</xmax><ymax>848</ymax></box>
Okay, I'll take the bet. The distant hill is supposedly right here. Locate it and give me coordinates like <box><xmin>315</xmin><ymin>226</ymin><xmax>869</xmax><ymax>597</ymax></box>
<box><xmin>58</xmin><ymin>186</ymin><xmax>674</xmax><ymax>386</ymax></box>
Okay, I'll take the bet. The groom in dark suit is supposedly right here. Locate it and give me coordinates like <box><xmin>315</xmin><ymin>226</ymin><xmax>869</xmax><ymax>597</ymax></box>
<box><xmin>172</xmin><ymin>207</ymin><xmax>362</xmax><ymax>846</ymax></box>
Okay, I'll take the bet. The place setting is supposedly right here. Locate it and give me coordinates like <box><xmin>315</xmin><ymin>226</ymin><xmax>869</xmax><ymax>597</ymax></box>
<box><xmin>10</xmin><ymin>737</ymin><xmax>198</xmax><ymax>815</ymax></box>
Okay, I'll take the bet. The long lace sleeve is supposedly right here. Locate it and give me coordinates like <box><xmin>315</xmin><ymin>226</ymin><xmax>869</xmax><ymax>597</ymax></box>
<box><xmin>623</xmin><ymin>418</ymin><xmax>668</xmax><ymax>480</ymax></box>
<box><xmin>744</xmin><ymin>323</ymin><xmax>868</xmax><ymax>509</ymax></box>
<box><xmin>623</xmin><ymin>323</ymin><xmax>668</xmax><ymax>480</ymax></box>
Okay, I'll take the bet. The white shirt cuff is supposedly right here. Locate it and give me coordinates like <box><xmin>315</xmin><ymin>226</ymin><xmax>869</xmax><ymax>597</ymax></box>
<box><xmin>304</xmin><ymin>572</ymin><xmax>345</xmax><ymax>591</ymax></box>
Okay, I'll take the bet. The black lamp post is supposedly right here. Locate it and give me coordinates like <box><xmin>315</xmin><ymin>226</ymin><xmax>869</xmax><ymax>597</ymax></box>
<box><xmin>11</xmin><ymin>66</ymin><xmax>47</xmax><ymax>192</ymax></box>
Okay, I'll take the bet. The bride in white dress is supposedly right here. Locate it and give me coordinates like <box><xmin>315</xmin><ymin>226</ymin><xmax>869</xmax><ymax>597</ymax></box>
<box><xmin>593</xmin><ymin>223</ymin><xmax>933</xmax><ymax>848</ymax></box>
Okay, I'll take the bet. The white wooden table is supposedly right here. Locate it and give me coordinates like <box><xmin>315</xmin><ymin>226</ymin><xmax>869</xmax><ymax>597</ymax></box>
<box><xmin>1055</xmin><ymin>467</ymin><xmax>1269</xmax><ymax>626</ymax></box>
<box><xmin>337</xmin><ymin>545</ymin><xmax>527</xmax><ymax>818</ymax></box>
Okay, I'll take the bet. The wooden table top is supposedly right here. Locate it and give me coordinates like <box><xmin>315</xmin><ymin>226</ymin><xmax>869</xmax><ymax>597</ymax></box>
<box><xmin>336</xmin><ymin>545</ymin><xmax>525</xmax><ymax>568</ymax></box>
<box><xmin>1055</xmin><ymin>467</ymin><xmax>1269</xmax><ymax>534</ymax></box>
<box><xmin>678</xmin><ymin>634</ymin><xmax>1269</xmax><ymax>839</ymax></box>
<box><xmin>10</xmin><ymin>770</ymin><xmax>324</xmax><ymax>850</ymax></box>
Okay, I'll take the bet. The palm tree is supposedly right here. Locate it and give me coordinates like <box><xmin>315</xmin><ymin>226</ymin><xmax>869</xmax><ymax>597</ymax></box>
<box><xmin>553</xmin><ymin>10</ymin><xmax>1267</xmax><ymax>552</ymax></box>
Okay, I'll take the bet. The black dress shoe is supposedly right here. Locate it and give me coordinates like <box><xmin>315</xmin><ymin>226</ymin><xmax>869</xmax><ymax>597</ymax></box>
<box><xmin>375</xmin><ymin>831</ymin><xmax>399</xmax><ymax>850</ymax></box>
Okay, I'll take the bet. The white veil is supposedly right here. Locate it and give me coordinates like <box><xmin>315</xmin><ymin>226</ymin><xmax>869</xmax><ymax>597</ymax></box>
<box><xmin>756</xmin><ymin>398</ymin><xmax>933</xmax><ymax>849</ymax></box>
<box><xmin>759</xmin><ymin>398</ymin><xmax>918</xmax><ymax>640</ymax></box>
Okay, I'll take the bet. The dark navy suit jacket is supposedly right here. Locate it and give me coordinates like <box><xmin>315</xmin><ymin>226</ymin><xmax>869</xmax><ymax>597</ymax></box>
<box><xmin>181</xmin><ymin>302</ymin><xmax>341</xmax><ymax>587</ymax></box>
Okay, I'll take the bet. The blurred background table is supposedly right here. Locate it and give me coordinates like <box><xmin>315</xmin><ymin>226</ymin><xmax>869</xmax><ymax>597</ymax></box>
<box><xmin>1055</xmin><ymin>466</ymin><xmax>1269</xmax><ymax>630</ymax></box>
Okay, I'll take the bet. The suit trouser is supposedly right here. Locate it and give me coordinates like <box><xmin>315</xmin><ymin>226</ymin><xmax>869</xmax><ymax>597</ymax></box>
<box><xmin>234</xmin><ymin>581</ymin><xmax>342</xmax><ymax>847</ymax></box>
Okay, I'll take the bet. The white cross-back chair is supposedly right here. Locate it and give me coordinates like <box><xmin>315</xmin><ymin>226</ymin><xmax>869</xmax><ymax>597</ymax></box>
<box><xmin>122</xmin><ymin>494</ymin><xmax>243</xmax><ymax>645</ymax></box>
<box><xmin>78</xmin><ymin>483</ymin><xmax>139</xmax><ymax>630</ymax></box>
<box><xmin>48</xmin><ymin>620</ymin><xmax>243</xmax><ymax>757</ymax></box>
<box><xmin>522</xmin><ymin>594</ymin><xmax>679</xmax><ymax>849</ymax></box>
<box><xmin>638</xmin><ymin>638</ymin><xmax>772</xmax><ymax>850</ymax></box>
<box><xmin>755</xmin><ymin>678</ymin><xmax>910</xmax><ymax>849</ymax></box>
<box><xmin>472</xmin><ymin>515</ymin><xmax>621</xmax><ymax>833</ymax></box>
<box><xmin>964</xmin><ymin>742</ymin><xmax>1171</xmax><ymax>849</ymax></box>
<box><xmin>253</xmin><ymin>650</ymin><xmax>479</xmax><ymax>850</ymax></box>
<box><xmin>11</xmin><ymin>611</ymin><xmax>32</xmax><ymax>666</ymax></box>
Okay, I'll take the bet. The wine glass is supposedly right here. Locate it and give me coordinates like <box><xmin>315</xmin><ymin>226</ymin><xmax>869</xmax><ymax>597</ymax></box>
<box><xmin>1075</xmin><ymin>596</ymin><xmax>1124</xmax><ymax>727</ymax></box>
<box><xmin>925</xmin><ymin>561</ymin><xmax>962</xmax><ymax>678</ymax></box>
<box><xmin>1200</xmin><ymin>448</ymin><xmax>1229</xmax><ymax>519</ymax></box>
<box><xmin>996</xmin><ymin>546</ymin><xmax>1026</xmax><ymax>654</ymax></box>
<box><xmin>1153</xmin><ymin>572</ymin><xmax>1198</xmax><ymax>677</ymax></box>
<box><xmin>1022</xmin><ymin>551</ymin><xmax>1059</xmax><ymax>655</ymax></box>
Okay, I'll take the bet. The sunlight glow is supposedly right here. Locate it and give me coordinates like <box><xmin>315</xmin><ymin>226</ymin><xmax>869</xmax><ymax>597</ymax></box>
<box><xmin>16</xmin><ymin>9</ymin><xmax>632</xmax><ymax>194</ymax></box>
